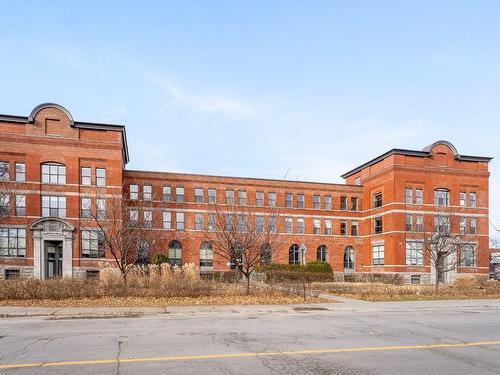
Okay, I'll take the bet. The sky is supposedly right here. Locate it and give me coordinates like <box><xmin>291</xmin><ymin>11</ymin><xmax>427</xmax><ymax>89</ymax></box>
<box><xmin>1</xmin><ymin>1</ymin><xmax>499</xmax><ymax>239</ymax></box>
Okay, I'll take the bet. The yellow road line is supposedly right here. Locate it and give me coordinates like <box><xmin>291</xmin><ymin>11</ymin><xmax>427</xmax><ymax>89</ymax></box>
<box><xmin>1</xmin><ymin>340</ymin><xmax>499</xmax><ymax>370</ymax></box>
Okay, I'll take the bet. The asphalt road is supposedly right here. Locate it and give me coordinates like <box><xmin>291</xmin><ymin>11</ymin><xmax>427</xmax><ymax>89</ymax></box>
<box><xmin>1</xmin><ymin>300</ymin><xmax>500</xmax><ymax>374</ymax></box>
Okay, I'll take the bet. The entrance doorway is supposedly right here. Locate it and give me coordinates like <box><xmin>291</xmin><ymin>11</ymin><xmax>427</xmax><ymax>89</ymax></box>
<box><xmin>45</xmin><ymin>241</ymin><xmax>63</xmax><ymax>278</ymax></box>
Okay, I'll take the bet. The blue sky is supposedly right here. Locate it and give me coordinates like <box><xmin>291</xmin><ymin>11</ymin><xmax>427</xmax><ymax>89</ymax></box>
<box><xmin>1</xmin><ymin>1</ymin><xmax>499</xmax><ymax>238</ymax></box>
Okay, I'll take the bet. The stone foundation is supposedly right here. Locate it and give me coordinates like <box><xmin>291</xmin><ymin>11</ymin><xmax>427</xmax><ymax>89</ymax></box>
<box><xmin>0</xmin><ymin>266</ymin><xmax>34</xmax><ymax>279</ymax></box>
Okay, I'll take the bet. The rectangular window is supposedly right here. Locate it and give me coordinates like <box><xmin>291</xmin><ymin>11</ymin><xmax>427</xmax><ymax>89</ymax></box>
<box><xmin>226</xmin><ymin>190</ymin><xmax>234</xmax><ymax>205</ymax></box>
<box><xmin>256</xmin><ymin>215</ymin><xmax>264</xmax><ymax>233</ymax></box>
<box><xmin>470</xmin><ymin>217</ymin><xmax>477</xmax><ymax>235</ymax></box>
<box><xmin>163</xmin><ymin>211</ymin><xmax>171</xmax><ymax>229</ymax></box>
<box><xmin>434</xmin><ymin>189</ymin><xmax>449</xmax><ymax>206</ymax></box>
<box><xmin>96</xmin><ymin>198</ymin><xmax>106</xmax><ymax>219</ymax></box>
<box><xmin>130</xmin><ymin>184</ymin><xmax>138</xmax><ymax>200</ymax></box>
<box><xmin>5</xmin><ymin>269</ymin><xmax>20</xmax><ymax>279</ymax></box>
<box><xmin>285</xmin><ymin>192</ymin><xmax>293</xmax><ymax>208</ymax></box>
<box><xmin>268</xmin><ymin>192</ymin><xmax>276</xmax><ymax>207</ymax></box>
<box><xmin>285</xmin><ymin>217</ymin><xmax>293</xmax><ymax>234</ymax></box>
<box><xmin>313</xmin><ymin>195</ymin><xmax>320</xmax><ymax>209</ymax></box>
<box><xmin>351</xmin><ymin>221</ymin><xmax>358</xmax><ymax>236</ymax></box>
<box><xmin>340</xmin><ymin>196</ymin><xmax>347</xmax><ymax>211</ymax></box>
<box><xmin>41</xmin><ymin>163</ymin><xmax>66</xmax><ymax>184</ymax></box>
<box><xmin>373</xmin><ymin>193</ymin><xmax>383</xmax><ymax>208</ymax></box>
<box><xmin>405</xmin><ymin>214</ymin><xmax>413</xmax><ymax>232</ymax></box>
<box><xmin>269</xmin><ymin>216</ymin><xmax>277</xmax><ymax>232</ymax></box>
<box><xmin>296</xmin><ymin>218</ymin><xmax>304</xmax><ymax>234</ymax></box>
<box><xmin>405</xmin><ymin>188</ymin><xmax>413</xmax><ymax>204</ymax></box>
<box><xmin>15</xmin><ymin>195</ymin><xmax>25</xmax><ymax>216</ymax></box>
<box><xmin>41</xmin><ymin>195</ymin><xmax>66</xmax><ymax>218</ymax></box>
<box><xmin>460</xmin><ymin>216</ymin><xmax>466</xmax><ymax>235</ymax></box>
<box><xmin>225</xmin><ymin>214</ymin><xmax>234</xmax><ymax>231</ymax></box>
<box><xmin>96</xmin><ymin>168</ymin><xmax>106</xmax><ymax>187</ymax></box>
<box><xmin>415</xmin><ymin>189</ymin><xmax>423</xmax><ymax>205</ymax></box>
<box><xmin>208</xmin><ymin>188</ymin><xmax>217</xmax><ymax>204</ymax></box>
<box><xmin>459</xmin><ymin>192</ymin><xmax>466</xmax><ymax>207</ymax></box>
<box><xmin>460</xmin><ymin>244</ymin><xmax>476</xmax><ymax>267</ymax></box>
<box><xmin>208</xmin><ymin>213</ymin><xmax>216</xmax><ymax>231</ymax></box>
<box><xmin>195</xmin><ymin>188</ymin><xmax>204</xmax><ymax>203</ymax></box>
<box><xmin>195</xmin><ymin>213</ymin><xmax>203</xmax><ymax>230</ymax></box>
<box><xmin>200</xmin><ymin>245</ymin><xmax>213</xmax><ymax>268</ymax></box>
<box><xmin>143</xmin><ymin>185</ymin><xmax>152</xmax><ymax>201</ymax></box>
<box><xmin>0</xmin><ymin>161</ymin><xmax>9</xmax><ymax>181</ymax></box>
<box><xmin>163</xmin><ymin>186</ymin><xmax>171</xmax><ymax>202</ymax></box>
<box><xmin>129</xmin><ymin>209</ymin><xmax>138</xmax><ymax>224</ymax></box>
<box><xmin>324</xmin><ymin>219</ymin><xmax>332</xmax><ymax>235</ymax></box>
<box><xmin>416</xmin><ymin>214</ymin><xmax>424</xmax><ymax>232</ymax></box>
<box><xmin>340</xmin><ymin>220</ymin><xmax>347</xmax><ymax>236</ymax></box>
<box><xmin>354</xmin><ymin>176</ymin><xmax>361</xmax><ymax>185</ymax></box>
<box><xmin>351</xmin><ymin>197</ymin><xmax>358</xmax><ymax>211</ymax></box>
<box><xmin>15</xmin><ymin>162</ymin><xmax>25</xmax><ymax>182</ymax></box>
<box><xmin>469</xmin><ymin>192</ymin><xmax>477</xmax><ymax>208</ymax></box>
<box><xmin>313</xmin><ymin>219</ymin><xmax>320</xmax><ymax>234</ymax></box>
<box><xmin>0</xmin><ymin>193</ymin><xmax>8</xmax><ymax>216</ymax></box>
<box><xmin>81</xmin><ymin>197</ymin><xmax>91</xmax><ymax>218</ymax></box>
<box><xmin>0</xmin><ymin>228</ymin><xmax>26</xmax><ymax>257</ymax></box>
<box><xmin>238</xmin><ymin>214</ymin><xmax>247</xmax><ymax>232</ymax></box>
<box><xmin>143</xmin><ymin>210</ymin><xmax>152</xmax><ymax>228</ymax></box>
<box><xmin>435</xmin><ymin>215</ymin><xmax>450</xmax><ymax>233</ymax></box>
<box><xmin>372</xmin><ymin>244</ymin><xmax>385</xmax><ymax>265</ymax></box>
<box><xmin>410</xmin><ymin>275</ymin><xmax>421</xmax><ymax>285</ymax></box>
<box><xmin>81</xmin><ymin>230</ymin><xmax>105</xmax><ymax>258</ymax></box>
<box><xmin>256</xmin><ymin>191</ymin><xmax>264</xmax><ymax>207</ymax></box>
<box><xmin>374</xmin><ymin>217</ymin><xmax>383</xmax><ymax>234</ymax></box>
<box><xmin>406</xmin><ymin>241</ymin><xmax>423</xmax><ymax>266</ymax></box>
<box><xmin>297</xmin><ymin>193</ymin><xmax>304</xmax><ymax>208</ymax></box>
<box><xmin>238</xmin><ymin>190</ymin><xmax>247</xmax><ymax>205</ymax></box>
<box><xmin>324</xmin><ymin>195</ymin><xmax>332</xmax><ymax>210</ymax></box>
<box><xmin>81</xmin><ymin>167</ymin><xmax>91</xmax><ymax>185</ymax></box>
<box><xmin>176</xmin><ymin>187</ymin><xmax>184</xmax><ymax>203</ymax></box>
<box><xmin>176</xmin><ymin>212</ymin><xmax>185</xmax><ymax>230</ymax></box>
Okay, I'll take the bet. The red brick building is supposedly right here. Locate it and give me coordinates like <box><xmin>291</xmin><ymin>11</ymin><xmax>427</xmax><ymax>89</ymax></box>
<box><xmin>0</xmin><ymin>103</ymin><xmax>492</xmax><ymax>283</ymax></box>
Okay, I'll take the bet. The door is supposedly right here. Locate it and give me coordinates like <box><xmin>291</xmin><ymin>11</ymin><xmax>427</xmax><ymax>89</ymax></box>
<box><xmin>45</xmin><ymin>242</ymin><xmax>63</xmax><ymax>278</ymax></box>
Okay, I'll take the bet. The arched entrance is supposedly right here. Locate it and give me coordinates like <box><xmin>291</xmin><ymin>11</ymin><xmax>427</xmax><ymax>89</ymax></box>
<box><xmin>30</xmin><ymin>218</ymin><xmax>75</xmax><ymax>279</ymax></box>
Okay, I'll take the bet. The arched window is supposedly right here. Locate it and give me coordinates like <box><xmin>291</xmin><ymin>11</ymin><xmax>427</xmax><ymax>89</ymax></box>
<box><xmin>41</xmin><ymin>162</ymin><xmax>66</xmax><ymax>184</ymax></box>
<box><xmin>317</xmin><ymin>245</ymin><xmax>328</xmax><ymax>262</ymax></box>
<box><xmin>168</xmin><ymin>240</ymin><xmax>182</xmax><ymax>266</ymax></box>
<box><xmin>200</xmin><ymin>241</ymin><xmax>213</xmax><ymax>269</ymax></box>
<box><xmin>344</xmin><ymin>246</ymin><xmax>355</xmax><ymax>272</ymax></box>
<box><xmin>261</xmin><ymin>244</ymin><xmax>272</xmax><ymax>265</ymax></box>
<box><xmin>289</xmin><ymin>244</ymin><xmax>300</xmax><ymax>265</ymax></box>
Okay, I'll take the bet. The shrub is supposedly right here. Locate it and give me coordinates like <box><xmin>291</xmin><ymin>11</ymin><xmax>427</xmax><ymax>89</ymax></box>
<box><xmin>305</xmin><ymin>261</ymin><xmax>332</xmax><ymax>273</ymax></box>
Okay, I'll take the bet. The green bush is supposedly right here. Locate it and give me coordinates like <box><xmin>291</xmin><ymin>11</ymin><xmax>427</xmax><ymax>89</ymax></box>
<box><xmin>255</xmin><ymin>262</ymin><xmax>332</xmax><ymax>274</ymax></box>
<box><xmin>152</xmin><ymin>253</ymin><xmax>168</xmax><ymax>266</ymax></box>
<box><xmin>305</xmin><ymin>261</ymin><xmax>332</xmax><ymax>273</ymax></box>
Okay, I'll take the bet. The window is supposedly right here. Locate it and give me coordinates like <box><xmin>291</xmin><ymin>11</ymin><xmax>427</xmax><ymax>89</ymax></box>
<box><xmin>238</xmin><ymin>190</ymin><xmax>247</xmax><ymax>205</ymax></box>
<box><xmin>0</xmin><ymin>193</ymin><xmax>8</xmax><ymax>216</ymax></box>
<box><xmin>163</xmin><ymin>186</ymin><xmax>171</xmax><ymax>202</ymax></box>
<box><xmin>297</xmin><ymin>218</ymin><xmax>304</xmax><ymax>234</ymax></box>
<box><xmin>351</xmin><ymin>221</ymin><xmax>358</xmax><ymax>236</ymax></box>
<box><xmin>41</xmin><ymin>196</ymin><xmax>66</xmax><ymax>218</ymax></box>
<box><xmin>415</xmin><ymin>189</ymin><xmax>423</xmax><ymax>205</ymax></box>
<box><xmin>129</xmin><ymin>209</ymin><xmax>138</xmax><ymax>225</ymax></box>
<box><xmin>340</xmin><ymin>220</ymin><xmax>347</xmax><ymax>236</ymax></box>
<box><xmin>470</xmin><ymin>217</ymin><xmax>477</xmax><ymax>235</ymax></box>
<box><xmin>176</xmin><ymin>212</ymin><xmax>185</xmax><ymax>230</ymax></box>
<box><xmin>130</xmin><ymin>184</ymin><xmax>138</xmax><ymax>200</ymax></box>
<box><xmin>200</xmin><ymin>242</ymin><xmax>213</xmax><ymax>268</ymax></box>
<box><xmin>195</xmin><ymin>188</ymin><xmax>203</xmax><ymax>203</ymax></box>
<box><xmin>297</xmin><ymin>193</ymin><xmax>304</xmax><ymax>208</ymax></box>
<box><xmin>459</xmin><ymin>192</ymin><xmax>466</xmax><ymax>207</ymax></box>
<box><xmin>256</xmin><ymin>191</ymin><xmax>264</xmax><ymax>207</ymax></box>
<box><xmin>96</xmin><ymin>168</ymin><xmax>106</xmax><ymax>187</ymax></box>
<box><xmin>41</xmin><ymin>163</ymin><xmax>65</xmax><ymax>184</ymax></box>
<box><xmin>238</xmin><ymin>214</ymin><xmax>246</xmax><ymax>232</ymax></box>
<box><xmin>5</xmin><ymin>269</ymin><xmax>20</xmax><ymax>279</ymax></box>
<box><xmin>373</xmin><ymin>193</ymin><xmax>382</xmax><ymax>208</ymax></box>
<box><xmin>176</xmin><ymin>187</ymin><xmax>184</xmax><ymax>203</ymax></box>
<box><xmin>226</xmin><ymin>190</ymin><xmax>234</xmax><ymax>205</ymax></box>
<box><xmin>0</xmin><ymin>161</ymin><xmax>9</xmax><ymax>181</ymax></box>
<box><xmin>136</xmin><ymin>240</ymin><xmax>150</xmax><ymax>265</ymax></box>
<box><xmin>354</xmin><ymin>176</ymin><xmax>361</xmax><ymax>185</ymax></box>
<box><xmin>406</xmin><ymin>241</ymin><xmax>423</xmax><ymax>266</ymax></box>
<box><xmin>285</xmin><ymin>193</ymin><xmax>293</xmax><ymax>208</ymax></box>
<box><xmin>15</xmin><ymin>195</ymin><xmax>25</xmax><ymax>216</ymax></box>
<box><xmin>434</xmin><ymin>189</ymin><xmax>449</xmax><ymax>206</ymax></box>
<box><xmin>0</xmin><ymin>228</ymin><xmax>26</xmax><ymax>257</ymax></box>
<box><xmin>269</xmin><ymin>216</ymin><xmax>277</xmax><ymax>232</ymax></box>
<box><xmin>324</xmin><ymin>219</ymin><xmax>332</xmax><ymax>235</ymax></box>
<box><xmin>86</xmin><ymin>270</ymin><xmax>100</xmax><ymax>279</ymax></box>
<box><xmin>460</xmin><ymin>216</ymin><xmax>466</xmax><ymax>235</ymax></box>
<box><xmin>195</xmin><ymin>213</ymin><xmax>203</xmax><ymax>230</ymax></box>
<box><xmin>81</xmin><ymin>197</ymin><xmax>91</xmax><ymax>218</ymax></box>
<box><xmin>15</xmin><ymin>163</ymin><xmax>25</xmax><ymax>182</ymax></box>
<box><xmin>285</xmin><ymin>217</ymin><xmax>292</xmax><ymax>234</ymax></box>
<box><xmin>313</xmin><ymin>219</ymin><xmax>320</xmax><ymax>234</ymax></box>
<box><xmin>261</xmin><ymin>244</ymin><xmax>272</xmax><ymax>264</ymax></box>
<box><xmin>324</xmin><ymin>195</ymin><xmax>332</xmax><ymax>210</ymax></box>
<box><xmin>460</xmin><ymin>244</ymin><xmax>476</xmax><ymax>267</ymax></box>
<box><xmin>351</xmin><ymin>197</ymin><xmax>358</xmax><ymax>211</ymax></box>
<box><xmin>225</xmin><ymin>214</ymin><xmax>234</xmax><ymax>231</ymax></box>
<box><xmin>405</xmin><ymin>188</ymin><xmax>413</xmax><ymax>204</ymax></box>
<box><xmin>96</xmin><ymin>198</ymin><xmax>106</xmax><ymax>219</ymax></box>
<box><xmin>313</xmin><ymin>195</ymin><xmax>320</xmax><ymax>209</ymax></box>
<box><xmin>81</xmin><ymin>230</ymin><xmax>105</xmax><ymax>258</ymax></box>
<box><xmin>163</xmin><ymin>211</ymin><xmax>171</xmax><ymax>229</ymax></box>
<box><xmin>410</xmin><ymin>275</ymin><xmax>421</xmax><ymax>285</ymax></box>
<box><xmin>435</xmin><ymin>215</ymin><xmax>450</xmax><ymax>233</ymax></box>
<box><xmin>374</xmin><ymin>217</ymin><xmax>383</xmax><ymax>234</ymax></box>
<box><xmin>317</xmin><ymin>245</ymin><xmax>328</xmax><ymax>262</ymax></box>
<box><xmin>340</xmin><ymin>196</ymin><xmax>347</xmax><ymax>211</ymax></box>
<box><xmin>144</xmin><ymin>210</ymin><xmax>152</xmax><ymax>228</ymax></box>
<box><xmin>405</xmin><ymin>214</ymin><xmax>413</xmax><ymax>232</ymax></box>
<box><xmin>81</xmin><ymin>167</ymin><xmax>91</xmax><ymax>185</ymax></box>
<box><xmin>268</xmin><ymin>192</ymin><xmax>276</xmax><ymax>207</ymax></box>
<box><xmin>168</xmin><ymin>241</ymin><xmax>182</xmax><ymax>266</ymax></box>
<box><xmin>143</xmin><ymin>185</ymin><xmax>152</xmax><ymax>201</ymax></box>
<box><xmin>256</xmin><ymin>215</ymin><xmax>264</xmax><ymax>233</ymax></box>
<box><xmin>416</xmin><ymin>214</ymin><xmax>424</xmax><ymax>232</ymax></box>
<box><xmin>344</xmin><ymin>247</ymin><xmax>355</xmax><ymax>270</ymax></box>
<box><xmin>372</xmin><ymin>244</ymin><xmax>384</xmax><ymax>265</ymax></box>
<box><xmin>208</xmin><ymin>188</ymin><xmax>217</xmax><ymax>204</ymax></box>
<box><xmin>469</xmin><ymin>192</ymin><xmax>477</xmax><ymax>208</ymax></box>
<box><xmin>289</xmin><ymin>244</ymin><xmax>300</xmax><ymax>265</ymax></box>
<box><xmin>208</xmin><ymin>213</ymin><xmax>216</xmax><ymax>231</ymax></box>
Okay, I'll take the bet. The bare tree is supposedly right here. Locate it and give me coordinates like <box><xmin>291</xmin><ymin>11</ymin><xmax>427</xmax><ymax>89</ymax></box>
<box><xmin>203</xmin><ymin>202</ymin><xmax>283</xmax><ymax>294</ymax></box>
<box><xmin>0</xmin><ymin>166</ymin><xmax>22</xmax><ymax>223</ymax></box>
<box><xmin>407</xmin><ymin>207</ymin><xmax>478</xmax><ymax>293</ymax></box>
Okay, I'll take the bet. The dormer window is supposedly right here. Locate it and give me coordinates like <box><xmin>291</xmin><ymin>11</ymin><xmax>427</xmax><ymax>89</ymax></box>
<box><xmin>41</xmin><ymin>163</ymin><xmax>66</xmax><ymax>184</ymax></box>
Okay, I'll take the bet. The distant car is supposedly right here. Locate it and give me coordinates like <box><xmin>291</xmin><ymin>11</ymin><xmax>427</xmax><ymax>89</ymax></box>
<box><xmin>489</xmin><ymin>269</ymin><xmax>500</xmax><ymax>281</ymax></box>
